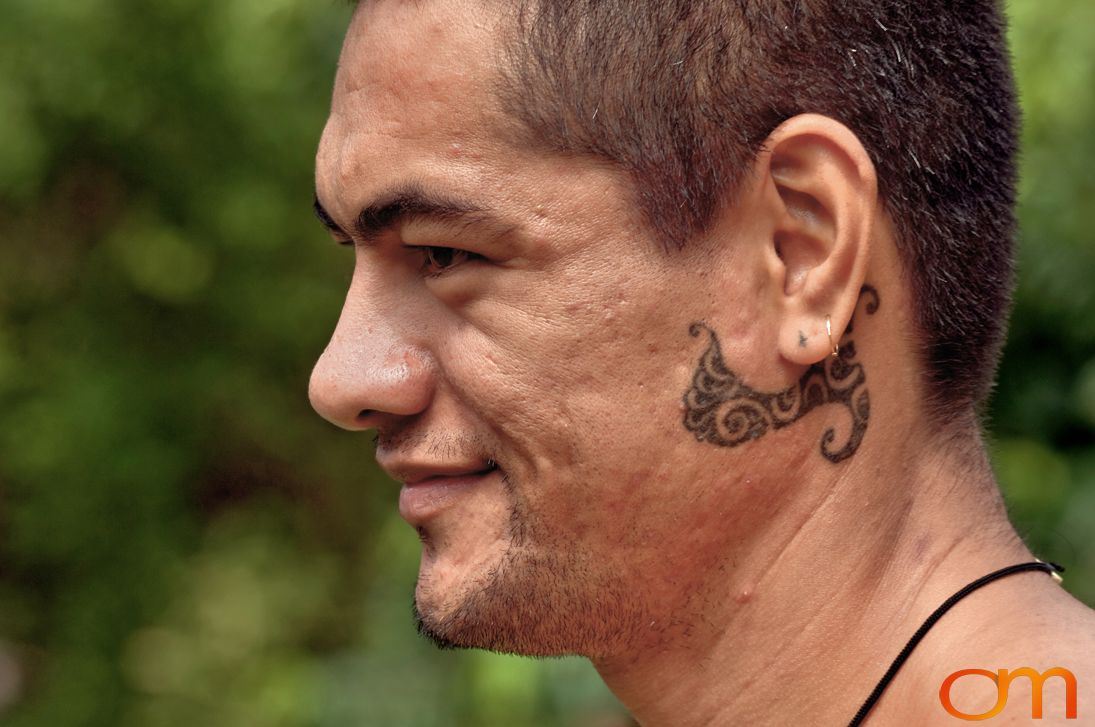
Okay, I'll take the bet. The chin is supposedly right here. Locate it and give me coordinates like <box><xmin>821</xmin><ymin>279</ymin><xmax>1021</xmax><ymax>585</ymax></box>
<box><xmin>410</xmin><ymin>545</ymin><xmax>643</xmax><ymax>658</ymax></box>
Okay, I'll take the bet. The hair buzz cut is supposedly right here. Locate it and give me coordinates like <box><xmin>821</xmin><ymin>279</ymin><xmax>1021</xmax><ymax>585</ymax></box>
<box><xmin>498</xmin><ymin>0</ymin><xmax>1019</xmax><ymax>421</ymax></box>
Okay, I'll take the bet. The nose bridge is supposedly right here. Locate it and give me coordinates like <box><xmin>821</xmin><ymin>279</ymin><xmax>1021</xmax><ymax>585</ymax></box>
<box><xmin>309</xmin><ymin>275</ymin><xmax>435</xmax><ymax>430</ymax></box>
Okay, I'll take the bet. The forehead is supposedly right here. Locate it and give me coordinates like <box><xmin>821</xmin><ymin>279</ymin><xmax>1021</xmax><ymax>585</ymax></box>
<box><xmin>317</xmin><ymin>0</ymin><xmax>510</xmax><ymax>217</ymax></box>
<box><xmin>335</xmin><ymin>0</ymin><xmax>501</xmax><ymax>115</ymax></box>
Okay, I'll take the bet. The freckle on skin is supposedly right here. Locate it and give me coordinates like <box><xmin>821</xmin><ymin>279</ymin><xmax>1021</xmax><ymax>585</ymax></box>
<box><xmin>913</xmin><ymin>534</ymin><xmax>930</xmax><ymax>562</ymax></box>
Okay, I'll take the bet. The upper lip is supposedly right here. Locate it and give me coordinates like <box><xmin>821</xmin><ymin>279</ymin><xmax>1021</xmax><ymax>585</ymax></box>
<box><xmin>377</xmin><ymin>456</ymin><xmax>496</xmax><ymax>486</ymax></box>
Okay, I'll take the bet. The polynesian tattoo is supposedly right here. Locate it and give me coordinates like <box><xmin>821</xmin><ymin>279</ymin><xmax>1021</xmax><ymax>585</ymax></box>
<box><xmin>682</xmin><ymin>286</ymin><xmax>880</xmax><ymax>463</ymax></box>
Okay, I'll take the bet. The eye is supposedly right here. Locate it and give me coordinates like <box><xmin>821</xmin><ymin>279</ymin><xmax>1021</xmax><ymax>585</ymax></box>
<box><xmin>414</xmin><ymin>246</ymin><xmax>484</xmax><ymax>277</ymax></box>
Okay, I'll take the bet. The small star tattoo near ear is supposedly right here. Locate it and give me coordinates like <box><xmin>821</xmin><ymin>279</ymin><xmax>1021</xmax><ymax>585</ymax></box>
<box><xmin>798</xmin><ymin>331</ymin><xmax>808</xmax><ymax>348</ymax></box>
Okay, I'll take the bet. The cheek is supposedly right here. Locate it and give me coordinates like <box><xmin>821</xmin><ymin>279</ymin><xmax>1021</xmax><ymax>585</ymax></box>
<box><xmin>441</xmin><ymin>257</ymin><xmax>732</xmax><ymax>505</ymax></box>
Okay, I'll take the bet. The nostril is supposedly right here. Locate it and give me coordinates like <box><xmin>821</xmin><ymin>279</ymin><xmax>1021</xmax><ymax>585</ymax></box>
<box><xmin>357</xmin><ymin>409</ymin><xmax>374</xmax><ymax>420</ymax></box>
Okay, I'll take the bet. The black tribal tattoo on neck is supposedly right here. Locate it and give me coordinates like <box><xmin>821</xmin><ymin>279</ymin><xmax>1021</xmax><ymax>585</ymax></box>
<box><xmin>682</xmin><ymin>286</ymin><xmax>880</xmax><ymax>464</ymax></box>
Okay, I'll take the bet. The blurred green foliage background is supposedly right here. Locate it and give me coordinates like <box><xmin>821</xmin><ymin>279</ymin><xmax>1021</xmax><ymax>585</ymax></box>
<box><xmin>0</xmin><ymin>0</ymin><xmax>1092</xmax><ymax>725</ymax></box>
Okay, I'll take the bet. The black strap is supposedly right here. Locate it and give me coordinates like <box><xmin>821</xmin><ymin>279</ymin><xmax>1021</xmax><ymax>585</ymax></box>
<box><xmin>846</xmin><ymin>560</ymin><xmax>1064</xmax><ymax>727</ymax></box>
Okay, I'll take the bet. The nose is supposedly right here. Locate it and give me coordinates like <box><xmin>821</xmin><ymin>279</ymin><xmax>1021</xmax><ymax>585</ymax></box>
<box><xmin>309</xmin><ymin>312</ymin><xmax>436</xmax><ymax>431</ymax></box>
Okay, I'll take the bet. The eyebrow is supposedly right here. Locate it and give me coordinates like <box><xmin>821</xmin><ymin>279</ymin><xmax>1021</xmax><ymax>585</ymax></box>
<box><xmin>313</xmin><ymin>187</ymin><xmax>490</xmax><ymax>245</ymax></box>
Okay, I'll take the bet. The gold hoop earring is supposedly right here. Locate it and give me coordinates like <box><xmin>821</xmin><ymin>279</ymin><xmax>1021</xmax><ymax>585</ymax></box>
<box><xmin>826</xmin><ymin>315</ymin><xmax>840</xmax><ymax>358</ymax></box>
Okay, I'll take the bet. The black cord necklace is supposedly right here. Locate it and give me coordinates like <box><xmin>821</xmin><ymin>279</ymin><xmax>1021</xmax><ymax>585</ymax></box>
<box><xmin>846</xmin><ymin>560</ymin><xmax>1065</xmax><ymax>727</ymax></box>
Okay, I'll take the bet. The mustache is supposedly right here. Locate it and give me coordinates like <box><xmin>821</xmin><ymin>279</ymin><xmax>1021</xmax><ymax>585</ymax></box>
<box><xmin>376</xmin><ymin>429</ymin><xmax>497</xmax><ymax>463</ymax></box>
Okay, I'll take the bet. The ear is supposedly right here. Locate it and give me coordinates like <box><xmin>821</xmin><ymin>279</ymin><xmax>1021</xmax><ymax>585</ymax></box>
<box><xmin>755</xmin><ymin>114</ymin><xmax>877</xmax><ymax>366</ymax></box>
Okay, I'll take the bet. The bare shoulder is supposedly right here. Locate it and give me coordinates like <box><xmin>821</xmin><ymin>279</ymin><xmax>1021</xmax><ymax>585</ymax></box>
<box><xmin>875</xmin><ymin>581</ymin><xmax>1094</xmax><ymax>726</ymax></box>
<box><xmin>948</xmin><ymin>585</ymin><xmax>1094</xmax><ymax>726</ymax></box>
<box><xmin>1018</xmin><ymin>585</ymin><xmax>1095</xmax><ymax>666</ymax></box>
<box><xmin>992</xmin><ymin>591</ymin><xmax>1094</xmax><ymax>726</ymax></box>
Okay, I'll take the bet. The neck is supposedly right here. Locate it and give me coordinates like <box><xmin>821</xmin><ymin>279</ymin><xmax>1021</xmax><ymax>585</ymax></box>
<box><xmin>592</xmin><ymin>425</ymin><xmax>1031</xmax><ymax>727</ymax></box>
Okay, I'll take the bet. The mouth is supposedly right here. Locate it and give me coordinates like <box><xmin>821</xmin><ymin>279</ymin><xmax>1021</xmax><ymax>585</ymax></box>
<box><xmin>397</xmin><ymin>462</ymin><xmax>500</xmax><ymax>526</ymax></box>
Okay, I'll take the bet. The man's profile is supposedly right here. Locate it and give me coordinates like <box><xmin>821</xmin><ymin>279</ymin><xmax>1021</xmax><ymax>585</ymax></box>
<box><xmin>308</xmin><ymin>1</ymin><xmax>1095</xmax><ymax>724</ymax></box>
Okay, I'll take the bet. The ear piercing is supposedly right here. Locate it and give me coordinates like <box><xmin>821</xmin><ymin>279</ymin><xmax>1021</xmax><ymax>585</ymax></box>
<box><xmin>826</xmin><ymin>315</ymin><xmax>840</xmax><ymax>358</ymax></box>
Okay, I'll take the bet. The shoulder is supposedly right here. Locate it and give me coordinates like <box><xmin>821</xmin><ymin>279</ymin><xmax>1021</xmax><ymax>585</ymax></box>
<box><xmin>873</xmin><ymin>581</ymin><xmax>1094</xmax><ymax>726</ymax></box>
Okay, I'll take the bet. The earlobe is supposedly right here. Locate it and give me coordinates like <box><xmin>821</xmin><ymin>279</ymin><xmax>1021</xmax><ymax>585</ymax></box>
<box><xmin>760</xmin><ymin>114</ymin><xmax>877</xmax><ymax>367</ymax></box>
<box><xmin>781</xmin><ymin>315</ymin><xmax>839</xmax><ymax>367</ymax></box>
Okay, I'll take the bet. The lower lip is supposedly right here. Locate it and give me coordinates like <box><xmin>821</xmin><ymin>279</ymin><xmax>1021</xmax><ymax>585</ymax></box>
<box><xmin>398</xmin><ymin>470</ymin><xmax>495</xmax><ymax>525</ymax></box>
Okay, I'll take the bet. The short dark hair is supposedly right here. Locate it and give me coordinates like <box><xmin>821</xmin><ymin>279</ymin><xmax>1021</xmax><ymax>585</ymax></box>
<box><xmin>498</xmin><ymin>0</ymin><xmax>1018</xmax><ymax>421</ymax></box>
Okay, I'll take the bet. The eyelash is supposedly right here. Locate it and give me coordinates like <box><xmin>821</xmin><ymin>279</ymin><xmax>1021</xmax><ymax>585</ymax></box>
<box><xmin>413</xmin><ymin>246</ymin><xmax>484</xmax><ymax>277</ymax></box>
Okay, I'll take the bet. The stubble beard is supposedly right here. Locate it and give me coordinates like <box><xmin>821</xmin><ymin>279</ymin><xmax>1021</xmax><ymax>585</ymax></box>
<box><xmin>411</xmin><ymin>472</ymin><xmax>645</xmax><ymax>659</ymax></box>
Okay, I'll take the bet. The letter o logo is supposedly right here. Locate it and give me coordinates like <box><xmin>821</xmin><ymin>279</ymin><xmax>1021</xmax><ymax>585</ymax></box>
<box><xmin>939</xmin><ymin>669</ymin><xmax>1010</xmax><ymax>721</ymax></box>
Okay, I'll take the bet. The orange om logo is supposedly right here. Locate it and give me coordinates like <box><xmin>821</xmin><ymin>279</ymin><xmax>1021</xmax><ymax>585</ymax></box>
<box><xmin>939</xmin><ymin>667</ymin><xmax>1077</xmax><ymax>720</ymax></box>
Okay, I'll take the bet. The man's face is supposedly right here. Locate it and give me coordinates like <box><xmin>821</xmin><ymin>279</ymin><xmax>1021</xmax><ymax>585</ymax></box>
<box><xmin>311</xmin><ymin>0</ymin><xmax>782</xmax><ymax>657</ymax></box>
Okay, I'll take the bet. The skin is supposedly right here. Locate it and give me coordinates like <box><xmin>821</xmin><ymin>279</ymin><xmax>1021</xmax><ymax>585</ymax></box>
<box><xmin>309</xmin><ymin>1</ymin><xmax>1095</xmax><ymax>724</ymax></box>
